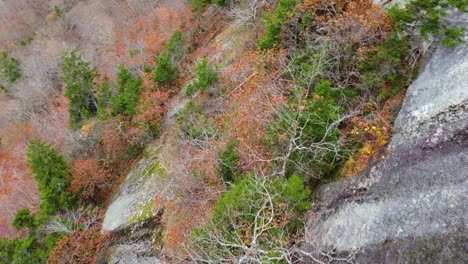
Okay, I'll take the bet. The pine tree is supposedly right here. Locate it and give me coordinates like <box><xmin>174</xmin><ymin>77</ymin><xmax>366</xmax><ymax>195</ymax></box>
<box><xmin>153</xmin><ymin>51</ymin><xmax>178</xmax><ymax>85</ymax></box>
<box><xmin>153</xmin><ymin>30</ymin><xmax>185</xmax><ymax>86</ymax></box>
<box><xmin>62</xmin><ymin>50</ymin><xmax>98</xmax><ymax>129</ymax></box>
<box><xmin>27</xmin><ymin>139</ymin><xmax>75</xmax><ymax>216</ymax></box>
<box><xmin>110</xmin><ymin>64</ymin><xmax>142</xmax><ymax>117</ymax></box>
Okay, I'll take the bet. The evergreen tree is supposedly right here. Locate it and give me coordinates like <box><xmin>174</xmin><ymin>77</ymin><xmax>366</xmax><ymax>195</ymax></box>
<box><xmin>189</xmin><ymin>0</ymin><xmax>209</xmax><ymax>12</ymax></box>
<box><xmin>0</xmin><ymin>237</ymin><xmax>17</xmax><ymax>263</ymax></box>
<box><xmin>62</xmin><ymin>50</ymin><xmax>98</xmax><ymax>129</ymax></box>
<box><xmin>193</xmin><ymin>58</ymin><xmax>218</xmax><ymax>92</ymax></box>
<box><xmin>185</xmin><ymin>58</ymin><xmax>218</xmax><ymax>96</ymax></box>
<box><xmin>110</xmin><ymin>64</ymin><xmax>142</xmax><ymax>117</ymax></box>
<box><xmin>153</xmin><ymin>30</ymin><xmax>185</xmax><ymax>86</ymax></box>
<box><xmin>153</xmin><ymin>51</ymin><xmax>178</xmax><ymax>85</ymax></box>
<box><xmin>165</xmin><ymin>30</ymin><xmax>185</xmax><ymax>61</ymax></box>
<box><xmin>27</xmin><ymin>139</ymin><xmax>75</xmax><ymax>216</ymax></box>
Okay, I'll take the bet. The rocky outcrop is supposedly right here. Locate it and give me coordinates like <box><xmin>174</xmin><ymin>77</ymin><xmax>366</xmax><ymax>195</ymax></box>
<box><xmin>101</xmin><ymin>144</ymin><xmax>167</xmax><ymax>263</ymax></box>
<box><xmin>306</xmin><ymin>12</ymin><xmax>468</xmax><ymax>263</ymax></box>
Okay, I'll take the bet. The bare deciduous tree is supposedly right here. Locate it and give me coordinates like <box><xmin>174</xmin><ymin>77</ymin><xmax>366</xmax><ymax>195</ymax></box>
<box><xmin>45</xmin><ymin>206</ymin><xmax>102</xmax><ymax>234</ymax></box>
<box><xmin>228</xmin><ymin>0</ymin><xmax>262</xmax><ymax>38</ymax></box>
<box><xmin>189</xmin><ymin>176</ymin><xmax>288</xmax><ymax>262</ymax></box>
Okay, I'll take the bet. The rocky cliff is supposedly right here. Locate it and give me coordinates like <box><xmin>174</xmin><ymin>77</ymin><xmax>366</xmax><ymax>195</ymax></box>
<box><xmin>306</xmin><ymin>11</ymin><xmax>468</xmax><ymax>263</ymax></box>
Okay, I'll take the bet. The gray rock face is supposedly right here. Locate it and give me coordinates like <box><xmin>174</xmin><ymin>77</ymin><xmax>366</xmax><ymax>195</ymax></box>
<box><xmin>101</xmin><ymin>145</ymin><xmax>167</xmax><ymax>263</ymax></box>
<box><xmin>102</xmin><ymin>144</ymin><xmax>167</xmax><ymax>232</ymax></box>
<box><xmin>306</xmin><ymin>13</ymin><xmax>468</xmax><ymax>263</ymax></box>
<box><xmin>108</xmin><ymin>241</ymin><xmax>161</xmax><ymax>264</ymax></box>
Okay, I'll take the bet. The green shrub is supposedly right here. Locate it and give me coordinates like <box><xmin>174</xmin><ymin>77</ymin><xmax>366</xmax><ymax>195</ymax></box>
<box><xmin>388</xmin><ymin>0</ymin><xmax>466</xmax><ymax>47</ymax></box>
<box><xmin>166</xmin><ymin>30</ymin><xmax>185</xmax><ymax>61</ymax></box>
<box><xmin>1</xmin><ymin>141</ymin><xmax>76</xmax><ymax>264</ymax></box>
<box><xmin>184</xmin><ymin>82</ymin><xmax>197</xmax><ymax>97</ymax></box>
<box><xmin>258</xmin><ymin>16</ymin><xmax>282</xmax><ymax>50</ymax></box>
<box><xmin>442</xmin><ymin>26</ymin><xmax>465</xmax><ymax>47</ymax></box>
<box><xmin>143</xmin><ymin>64</ymin><xmax>152</xmax><ymax>73</ymax></box>
<box><xmin>12</xmin><ymin>208</ymin><xmax>36</xmax><ymax>231</ymax></box>
<box><xmin>192</xmin><ymin>174</ymin><xmax>310</xmax><ymax>261</ymax></box>
<box><xmin>11</xmin><ymin>237</ymin><xmax>46</xmax><ymax>263</ymax></box>
<box><xmin>267</xmin><ymin>80</ymin><xmax>342</xmax><ymax>180</ymax></box>
<box><xmin>194</xmin><ymin>58</ymin><xmax>218</xmax><ymax>90</ymax></box>
<box><xmin>286</xmin><ymin>45</ymin><xmax>329</xmax><ymax>91</ymax></box>
<box><xmin>176</xmin><ymin>101</ymin><xmax>214</xmax><ymax>139</ymax></box>
<box><xmin>258</xmin><ymin>0</ymin><xmax>297</xmax><ymax>50</ymax></box>
<box><xmin>185</xmin><ymin>58</ymin><xmax>218</xmax><ymax>96</ymax></box>
<box><xmin>0</xmin><ymin>235</ymin><xmax>61</xmax><ymax>264</ymax></box>
<box><xmin>218</xmin><ymin>139</ymin><xmax>240</xmax><ymax>183</ymax></box>
<box><xmin>54</xmin><ymin>5</ymin><xmax>64</xmax><ymax>19</ymax></box>
<box><xmin>213</xmin><ymin>0</ymin><xmax>226</xmax><ymax>6</ymax></box>
<box><xmin>357</xmin><ymin>34</ymin><xmax>411</xmax><ymax>95</ymax></box>
<box><xmin>190</xmin><ymin>0</ymin><xmax>210</xmax><ymax>12</ymax></box>
<box><xmin>213</xmin><ymin>175</ymin><xmax>310</xmax><ymax>227</ymax></box>
<box><xmin>0</xmin><ymin>237</ymin><xmax>17</xmax><ymax>263</ymax></box>
<box><xmin>0</xmin><ymin>52</ymin><xmax>21</xmax><ymax>84</ymax></box>
<box><xmin>20</xmin><ymin>35</ymin><xmax>34</xmax><ymax>46</ymax></box>
<box><xmin>129</xmin><ymin>48</ymin><xmax>140</xmax><ymax>57</ymax></box>
<box><xmin>355</xmin><ymin>0</ymin><xmax>465</xmax><ymax>102</ymax></box>
<box><xmin>377</xmin><ymin>35</ymin><xmax>409</xmax><ymax>64</ymax></box>
<box><xmin>153</xmin><ymin>30</ymin><xmax>186</xmax><ymax>85</ymax></box>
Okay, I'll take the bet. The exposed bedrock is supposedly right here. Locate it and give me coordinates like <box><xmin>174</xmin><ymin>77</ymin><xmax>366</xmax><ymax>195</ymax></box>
<box><xmin>306</xmin><ymin>12</ymin><xmax>468</xmax><ymax>263</ymax></box>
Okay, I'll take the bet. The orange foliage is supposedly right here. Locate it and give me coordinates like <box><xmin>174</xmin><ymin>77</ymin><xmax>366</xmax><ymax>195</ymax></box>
<box><xmin>99</xmin><ymin>120</ymin><xmax>129</xmax><ymax>163</ymax></box>
<box><xmin>340</xmin><ymin>85</ymin><xmax>406</xmax><ymax>177</ymax></box>
<box><xmin>134</xmin><ymin>73</ymin><xmax>172</xmax><ymax>133</ymax></box>
<box><xmin>164</xmin><ymin>210</ymin><xmax>193</xmax><ymax>255</ymax></box>
<box><xmin>0</xmin><ymin>145</ymin><xmax>35</xmax><ymax>237</ymax></box>
<box><xmin>70</xmin><ymin>117</ymin><xmax>146</xmax><ymax>204</ymax></box>
<box><xmin>113</xmin><ymin>1</ymin><xmax>192</xmax><ymax>70</ymax></box>
<box><xmin>300</xmin><ymin>0</ymin><xmax>391</xmax><ymax>47</ymax></box>
<box><xmin>48</xmin><ymin>229</ymin><xmax>114</xmax><ymax>264</ymax></box>
<box><xmin>155</xmin><ymin>139</ymin><xmax>222</xmax><ymax>257</ymax></box>
<box><xmin>0</xmin><ymin>121</ymin><xmax>35</xmax><ymax>152</ymax></box>
<box><xmin>341</xmin><ymin>112</ymin><xmax>391</xmax><ymax>176</ymax></box>
<box><xmin>162</xmin><ymin>191</ymin><xmax>217</xmax><ymax>257</ymax></box>
<box><xmin>69</xmin><ymin>158</ymin><xmax>114</xmax><ymax>204</ymax></box>
<box><xmin>220</xmin><ymin>50</ymin><xmax>288</xmax><ymax>173</ymax></box>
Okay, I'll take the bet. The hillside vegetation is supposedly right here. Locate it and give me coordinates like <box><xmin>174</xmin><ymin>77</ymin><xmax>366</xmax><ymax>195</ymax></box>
<box><xmin>0</xmin><ymin>0</ymin><xmax>465</xmax><ymax>263</ymax></box>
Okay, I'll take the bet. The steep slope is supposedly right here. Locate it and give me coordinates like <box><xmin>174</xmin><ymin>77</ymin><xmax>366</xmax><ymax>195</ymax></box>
<box><xmin>2</xmin><ymin>0</ymin><xmax>466</xmax><ymax>262</ymax></box>
<box><xmin>306</xmin><ymin>11</ymin><xmax>468</xmax><ymax>263</ymax></box>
